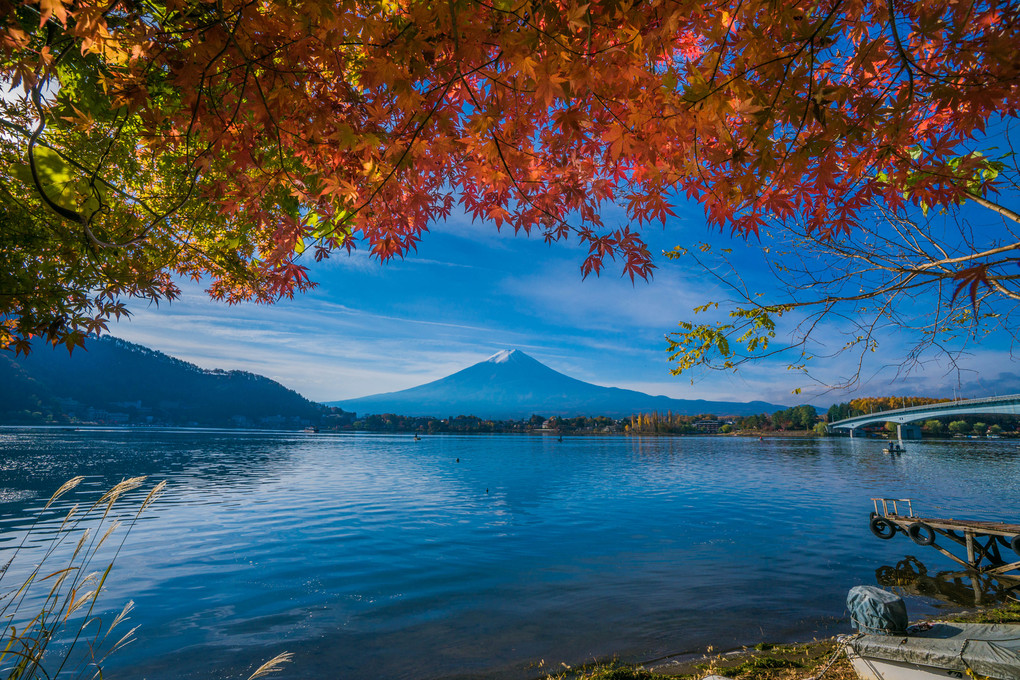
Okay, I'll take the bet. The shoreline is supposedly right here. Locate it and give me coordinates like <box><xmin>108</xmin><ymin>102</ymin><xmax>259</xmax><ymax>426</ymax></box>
<box><xmin>648</xmin><ymin>638</ymin><xmax>853</xmax><ymax>679</ymax></box>
<box><xmin>555</xmin><ymin>601</ymin><xmax>1020</xmax><ymax>680</ymax></box>
<box><xmin>538</xmin><ymin>637</ymin><xmax>856</xmax><ymax>680</ymax></box>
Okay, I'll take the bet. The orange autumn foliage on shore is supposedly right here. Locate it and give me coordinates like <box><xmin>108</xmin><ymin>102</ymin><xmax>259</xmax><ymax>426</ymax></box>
<box><xmin>847</xmin><ymin>396</ymin><xmax>953</xmax><ymax>414</ymax></box>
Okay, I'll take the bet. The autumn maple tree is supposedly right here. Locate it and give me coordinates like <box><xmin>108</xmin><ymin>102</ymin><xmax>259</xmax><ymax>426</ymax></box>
<box><xmin>659</xmin><ymin>0</ymin><xmax>1020</xmax><ymax>388</ymax></box>
<box><xmin>1</xmin><ymin>0</ymin><xmax>1018</xmax><ymax>371</ymax></box>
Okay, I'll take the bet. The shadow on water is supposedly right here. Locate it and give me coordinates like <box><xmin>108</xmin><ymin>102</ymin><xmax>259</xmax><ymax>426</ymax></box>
<box><xmin>875</xmin><ymin>555</ymin><xmax>1020</xmax><ymax>607</ymax></box>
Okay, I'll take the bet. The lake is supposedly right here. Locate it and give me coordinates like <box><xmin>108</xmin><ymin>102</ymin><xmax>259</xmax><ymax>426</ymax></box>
<box><xmin>1</xmin><ymin>428</ymin><xmax>1019</xmax><ymax>679</ymax></box>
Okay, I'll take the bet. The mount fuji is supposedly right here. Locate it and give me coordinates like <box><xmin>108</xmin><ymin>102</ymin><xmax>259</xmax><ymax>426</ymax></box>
<box><xmin>328</xmin><ymin>349</ymin><xmax>786</xmax><ymax>419</ymax></box>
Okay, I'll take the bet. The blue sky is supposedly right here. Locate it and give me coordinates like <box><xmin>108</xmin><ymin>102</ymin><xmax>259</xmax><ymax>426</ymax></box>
<box><xmin>105</xmin><ymin>186</ymin><xmax>1020</xmax><ymax>408</ymax></box>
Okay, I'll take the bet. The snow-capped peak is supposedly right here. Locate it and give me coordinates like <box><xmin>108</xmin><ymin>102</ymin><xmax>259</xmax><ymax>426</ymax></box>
<box><xmin>486</xmin><ymin>349</ymin><xmax>518</xmax><ymax>364</ymax></box>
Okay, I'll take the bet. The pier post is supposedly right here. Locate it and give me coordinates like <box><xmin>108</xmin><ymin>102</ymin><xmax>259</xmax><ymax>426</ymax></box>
<box><xmin>966</xmin><ymin>530</ymin><xmax>976</xmax><ymax>567</ymax></box>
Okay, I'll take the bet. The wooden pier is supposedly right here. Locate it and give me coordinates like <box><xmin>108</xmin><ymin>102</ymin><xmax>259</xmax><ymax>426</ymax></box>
<box><xmin>870</xmin><ymin>498</ymin><xmax>1020</xmax><ymax>579</ymax></box>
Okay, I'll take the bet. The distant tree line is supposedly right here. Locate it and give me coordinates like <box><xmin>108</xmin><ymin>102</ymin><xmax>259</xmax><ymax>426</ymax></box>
<box><xmin>911</xmin><ymin>417</ymin><xmax>1014</xmax><ymax>437</ymax></box>
<box><xmin>624</xmin><ymin>405</ymin><xmax>819</xmax><ymax>434</ymax></box>
<box><xmin>322</xmin><ymin>406</ymin><xmax>1020</xmax><ymax>437</ymax></box>
<box><xmin>734</xmin><ymin>405</ymin><xmax>818</xmax><ymax>432</ymax></box>
<box><xmin>625</xmin><ymin>411</ymin><xmax>707</xmax><ymax>434</ymax></box>
<box><xmin>338</xmin><ymin>413</ymin><xmax>624</xmax><ymax>434</ymax></box>
<box><xmin>624</xmin><ymin>411</ymin><xmax>743</xmax><ymax>434</ymax></box>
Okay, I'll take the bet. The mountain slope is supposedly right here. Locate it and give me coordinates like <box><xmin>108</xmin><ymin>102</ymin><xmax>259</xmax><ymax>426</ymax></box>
<box><xmin>0</xmin><ymin>337</ymin><xmax>324</xmax><ymax>426</ymax></box>
<box><xmin>329</xmin><ymin>349</ymin><xmax>786</xmax><ymax>418</ymax></box>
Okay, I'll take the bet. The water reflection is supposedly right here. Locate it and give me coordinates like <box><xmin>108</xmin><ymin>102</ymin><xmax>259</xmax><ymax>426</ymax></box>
<box><xmin>875</xmin><ymin>555</ymin><xmax>1020</xmax><ymax>606</ymax></box>
<box><xmin>3</xmin><ymin>429</ymin><xmax>1020</xmax><ymax>680</ymax></box>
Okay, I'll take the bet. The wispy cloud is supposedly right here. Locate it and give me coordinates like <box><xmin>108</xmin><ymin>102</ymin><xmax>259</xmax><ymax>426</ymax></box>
<box><xmin>104</xmin><ymin>204</ymin><xmax>1020</xmax><ymax>410</ymax></box>
<box><xmin>500</xmin><ymin>260</ymin><xmax>725</xmax><ymax>332</ymax></box>
<box><xmin>114</xmin><ymin>281</ymin><xmax>543</xmax><ymax>400</ymax></box>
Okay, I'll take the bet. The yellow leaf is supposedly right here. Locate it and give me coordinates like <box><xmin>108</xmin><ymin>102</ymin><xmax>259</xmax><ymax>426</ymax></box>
<box><xmin>38</xmin><ymin>0</ymin><xmax>68</xmax><ymax>26</ymax></box>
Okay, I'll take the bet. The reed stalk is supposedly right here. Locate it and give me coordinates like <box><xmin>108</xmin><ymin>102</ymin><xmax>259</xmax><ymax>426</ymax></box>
<box><xmin>0</xmin><ymin>477</ymin><xmax>160</xmax><ymax>679</ymax></box>
<box><xmin>1</xmin><ymin>477</ymin><xmax>292</xmax><ymax>680</ymax></box>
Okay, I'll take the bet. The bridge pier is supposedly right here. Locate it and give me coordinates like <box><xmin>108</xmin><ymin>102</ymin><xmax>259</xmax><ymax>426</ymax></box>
<box><xmin>896</xmin><ymin>423</ymin><xmax>922</xmax><ymax>440</ymax></box>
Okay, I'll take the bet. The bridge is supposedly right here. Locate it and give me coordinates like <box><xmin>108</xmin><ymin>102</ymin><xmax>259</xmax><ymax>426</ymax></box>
<box><xmin>829</xmin><ymin>394</ymin><xmax>1020</xmax><ymax>438</ymax></box>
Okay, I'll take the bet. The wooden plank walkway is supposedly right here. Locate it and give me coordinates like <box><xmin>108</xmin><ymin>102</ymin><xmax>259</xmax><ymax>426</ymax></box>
<box><xmin>870</xmin><ymin>498</ymin><xmax>1020</xmax><ymax>577</ymax></box>
<box><xmin>884</xmin><ymin>515</ymin><xmax>1020</xmax><ymax>537</ymax></box>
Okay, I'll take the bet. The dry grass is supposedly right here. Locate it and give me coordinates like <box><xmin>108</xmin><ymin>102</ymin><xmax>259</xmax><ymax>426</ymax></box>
<box><xmin>0</xmin><ymin>477</ymin><xmax>161</xmax><ymax>680</ymax></box>
<box><xmin>1</xmin><ymin>477</ymin><xmax>291</xmax><ymax>680</ymax></box>
<box><xmin>247</xmin><ymin>651</ymin><xmax>294</xmax><ymax>680</ymax></box>
<box><xmin>546</xmin><ymin>639</ymin><xmax>857</xmax><ymax>680</ymax></box>
<box><xmin>674</xmin><ymin>639</ymin><xmax>856</xmax><ymax>680</ymax></box>
<box><xmin>947</xmin><ymin>601</ymin><xmax>1020</xmax><ymax>624</ymax></box>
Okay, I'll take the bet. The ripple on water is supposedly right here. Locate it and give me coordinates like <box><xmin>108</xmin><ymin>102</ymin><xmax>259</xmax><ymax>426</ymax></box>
<box><xmin>1</xmin><ymin>429</ymin><xmax>1018</xmax><ymax>680</ymax></box>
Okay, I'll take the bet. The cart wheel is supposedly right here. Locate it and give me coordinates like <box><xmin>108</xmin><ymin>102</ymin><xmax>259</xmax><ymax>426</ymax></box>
<box><xmin>1012</xmin><ymin>535</ymin><xmax>1020</xmax><ymax>558</ymax></box>
<box><xmin>870</xmin><ymin>516</ymin><xmax>897</xmax><ymax>539</ymax></box>
<box><xmin>908</xmin><ymin>522</ymin><xmax>935</xmax><ymax>546</ymax></box>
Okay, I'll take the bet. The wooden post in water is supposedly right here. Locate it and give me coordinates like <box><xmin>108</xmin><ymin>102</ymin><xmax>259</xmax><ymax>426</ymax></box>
<box><xmin>966</xmin><ymin>530</ymin><xmax>976</xmax><ymax>566</ymax></box>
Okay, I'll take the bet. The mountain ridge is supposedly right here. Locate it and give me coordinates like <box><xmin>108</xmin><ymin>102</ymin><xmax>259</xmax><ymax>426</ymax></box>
<box><xmin>328</xmin><ymin>348</ymin><xmax>787</xmax><ymax>418</ymax></box>
<box><xmin>0</xmin><ymin>336</ymin><xmax>326</xmax><ymax>427</ymax></box>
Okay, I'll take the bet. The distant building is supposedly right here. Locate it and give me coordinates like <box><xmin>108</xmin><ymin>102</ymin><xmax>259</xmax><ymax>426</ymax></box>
<box><xmin>694</xmin><ymin>420</ymin><xmax>721</xmax><ymax>433</ymax></box>
<box><xmin>85</xmin><ymin>408</ymin><xmax>130</xmax><ymax>424</ymax></box>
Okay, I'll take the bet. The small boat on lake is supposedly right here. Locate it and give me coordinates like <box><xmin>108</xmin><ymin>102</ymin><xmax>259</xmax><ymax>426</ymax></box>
<box><xmin>883</xmin><ymin>441</ymin><xmax>906</xmax><ymax>454</ymax></box>
<box><xmin>845</xmin><ymin>586</ymin><xmax>1020</xmax><ymax>680</ymax></box>
<box><xmin>303</xmin><ymin>426</ymin><xmax>319</xmax><ymax>433</ymax></box>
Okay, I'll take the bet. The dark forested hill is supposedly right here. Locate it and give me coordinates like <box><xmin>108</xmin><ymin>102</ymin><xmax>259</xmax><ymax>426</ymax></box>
<box><xmin>0</xmin><ymin>337</ymin><xmax>326</xmax><ymax>427</ymax></box>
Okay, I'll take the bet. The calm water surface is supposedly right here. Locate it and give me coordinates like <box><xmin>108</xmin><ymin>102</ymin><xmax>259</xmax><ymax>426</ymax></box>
<box><xmin>1</xmin><ymin>429</ymin><xmax>1019</xmax><ymax>679</ymax></box>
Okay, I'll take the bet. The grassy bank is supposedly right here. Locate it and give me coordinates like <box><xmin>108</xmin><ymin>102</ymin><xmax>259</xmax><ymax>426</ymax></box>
<box><xmin>542</xmin><ymin>639</ymin><xmax>855</xmax><ymax>680</ymax></box>
<box><xmin>546</xmin><ymin>602</ymin><xmax>1020</xmax><ymax>680</ymax></box>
